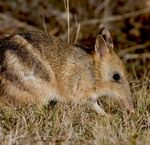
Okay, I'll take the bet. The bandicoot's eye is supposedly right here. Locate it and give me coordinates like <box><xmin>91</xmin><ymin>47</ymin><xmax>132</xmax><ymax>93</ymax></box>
<box><xmin>113</xmin><ymin>73</ymin><xmax>121</xmax><ymax>82</ymax></box>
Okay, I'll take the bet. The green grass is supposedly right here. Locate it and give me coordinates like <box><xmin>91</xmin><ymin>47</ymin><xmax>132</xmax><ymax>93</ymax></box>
<box><xmin>0</xmin><ymin>78</ymin><xmax>150</xmax><ymax>145</ymax></box>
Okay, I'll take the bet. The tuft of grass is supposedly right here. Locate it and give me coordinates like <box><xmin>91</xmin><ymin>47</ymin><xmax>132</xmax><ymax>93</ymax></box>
<box><xmin>64</xmin><ymin>0</ymin><xmax>70</xmax><ymax>43</ymax></box>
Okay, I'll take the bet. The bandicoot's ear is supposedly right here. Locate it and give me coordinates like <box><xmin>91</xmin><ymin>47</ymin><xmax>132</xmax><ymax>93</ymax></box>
<box><xmin>95</xmin><ymin>34</ymin><xmax>109</xmax><ymax>57</ymax></box>
<box><xmin>101</xmin><ymin>29</ymin><xmax>114</xmax><ymax>50</ymax></box>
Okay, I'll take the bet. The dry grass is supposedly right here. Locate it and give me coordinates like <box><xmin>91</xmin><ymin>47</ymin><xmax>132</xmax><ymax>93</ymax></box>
<box><xmin>0</xmin><ymin>76</ymin><xmax>150</xmax><ymax>145</ymax></box>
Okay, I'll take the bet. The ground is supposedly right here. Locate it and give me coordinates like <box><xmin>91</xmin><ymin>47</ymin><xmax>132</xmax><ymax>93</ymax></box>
<box><xmin>0</xmin><ymin>0</ymin><xmax>150</xmax><ymax>145</ymax></box>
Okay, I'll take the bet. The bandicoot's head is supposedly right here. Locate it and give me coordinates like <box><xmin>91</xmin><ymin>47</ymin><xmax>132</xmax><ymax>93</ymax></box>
<box><xmin>94</xmin><ymin>29</ymin><xmax>134</xmax><ymax>113</ymax></box>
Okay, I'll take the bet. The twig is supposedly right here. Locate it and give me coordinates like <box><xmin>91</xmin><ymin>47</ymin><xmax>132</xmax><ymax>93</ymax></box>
<box><xmin>103</xmin><ymin>0</ymin><xmax>111</xmax><ymax>27</ymax></box>
<box><xmin>74</xmin><ymin>15</ymin><xmax>81</xmax><ymax>44</ymax></box>
<box><xmin>123</xmin><ymin>53</ymin><xmax>150</xmax><ymax>60</ymax></box>
<box><xmin>119</xmin><ymin>42</ymin><xmax>150</xmax><ymax>56</ymax></box>
<box><xmin>74</xmin><ymin>23</ymin><xmax>80</xmax><ymax>44</ymax></box>
<box><xmin>42</xmin><ymin>9</ymin><xmax>48</xmax><ymax>34</ymax></box>
<box><xmin>94</xmin><ymin>1</ymin><xmax>105</xmax><ymax>15</ymax></box>
<box><xmin>64</xmin><ymin>0</ymin><xmax>70</xmax><ymax>42</ymax></box>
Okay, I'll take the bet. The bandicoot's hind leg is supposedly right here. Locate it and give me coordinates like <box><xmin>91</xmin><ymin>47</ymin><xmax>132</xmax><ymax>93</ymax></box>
<box><xmin>0</xmin><ymin>44</ymin><xmax>59</xmax><ymax>106</ymax></box>
<box><xmin>1</xmin><ymin>76</ymin><xmax>58</xmax><ymax>106</ymax></box>
<box><xmin>0</xmin><ymin>64</ymin><xmax>58</xmax><ymax>106</ymax></box>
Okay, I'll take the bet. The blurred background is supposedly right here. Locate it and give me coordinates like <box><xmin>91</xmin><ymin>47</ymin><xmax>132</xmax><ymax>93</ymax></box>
<box><xmin>0</xmin><ymin>0</ymin><xmax>149</xmax><ymax>79</ymax></box>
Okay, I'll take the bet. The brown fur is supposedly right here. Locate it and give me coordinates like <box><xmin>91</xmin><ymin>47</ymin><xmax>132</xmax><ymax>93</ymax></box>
<box><xmin>0</xmin><ymin>30</ymin><xmax>134</xmax><ymax>115</ymax></box>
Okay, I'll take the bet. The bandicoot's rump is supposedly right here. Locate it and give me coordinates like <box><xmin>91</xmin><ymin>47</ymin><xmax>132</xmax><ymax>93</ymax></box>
<box><xmin>0</xmin><ymin>29</ymin><xmax>134</xmax><ymax>115</ymax></box>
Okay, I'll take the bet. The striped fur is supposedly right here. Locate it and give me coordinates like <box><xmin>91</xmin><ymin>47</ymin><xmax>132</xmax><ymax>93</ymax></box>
<box><xmin>0</xmin><ymin>30</ymin><xmax>134</xmax><ymax>115</ymax></box>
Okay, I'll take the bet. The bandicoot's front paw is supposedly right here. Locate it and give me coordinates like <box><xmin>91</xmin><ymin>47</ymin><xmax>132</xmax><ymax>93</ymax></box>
<box><xmin>91</xmin><ymin>101</ymin><xmax>107</xmax><ymax>116</ymax></box>
<box><xmin>95</xmin><ymin>110</ymin><xmax>112</xmax><ymax>118</ymax></box>
<box><xmin>96</xmin><ymin>111</ymin><xmax>107</xmax><ymax>116</ymax></box>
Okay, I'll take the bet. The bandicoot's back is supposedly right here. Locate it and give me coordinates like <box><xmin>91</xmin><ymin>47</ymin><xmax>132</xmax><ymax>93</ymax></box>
<box><xmin>0</xmin><ymin>30</ymin><xmax>134</xmax><ymax>115</ymax></box>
